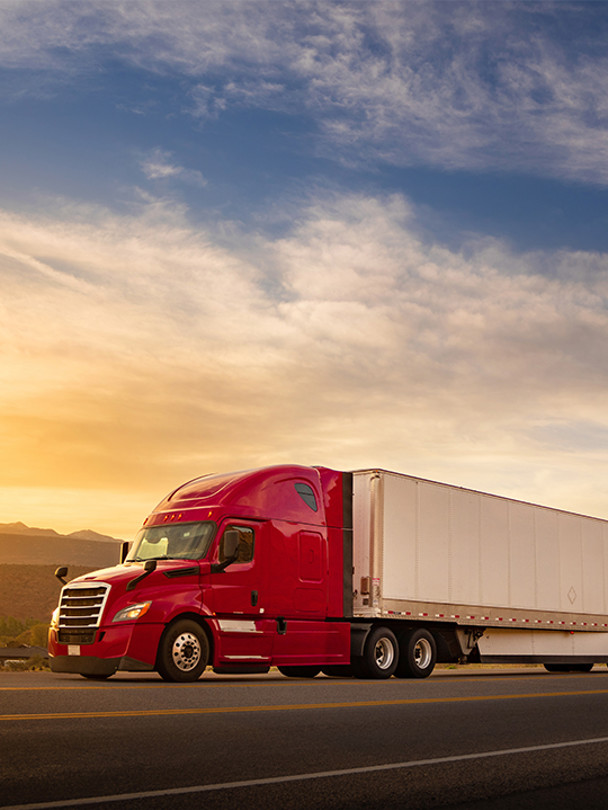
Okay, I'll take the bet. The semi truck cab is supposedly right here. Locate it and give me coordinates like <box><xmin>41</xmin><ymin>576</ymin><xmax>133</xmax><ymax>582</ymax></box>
<box><xmin>48</xmin><ymin>465</ymin><xmax>353</xmax><ymax>681</ymax></box>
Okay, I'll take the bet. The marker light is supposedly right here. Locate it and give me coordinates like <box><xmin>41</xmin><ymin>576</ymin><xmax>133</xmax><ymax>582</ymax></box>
<box><xmin>112</xmin><ymin>602</ymin><xmax>152</xmax><ymax>623</ymax></box>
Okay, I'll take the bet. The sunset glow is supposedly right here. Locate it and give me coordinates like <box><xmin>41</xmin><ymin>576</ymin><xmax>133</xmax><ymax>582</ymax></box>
<box><xmin>1</xmin><ymin>1</ymin><xmax>608</xmax><ymax>538</ymax></box>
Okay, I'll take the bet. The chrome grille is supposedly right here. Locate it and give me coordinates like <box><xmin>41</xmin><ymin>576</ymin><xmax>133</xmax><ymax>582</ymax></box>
<box><xmin>58</xmin><ymin>582</ymin><xmax>110</xmax><ymax>643</ymax></box>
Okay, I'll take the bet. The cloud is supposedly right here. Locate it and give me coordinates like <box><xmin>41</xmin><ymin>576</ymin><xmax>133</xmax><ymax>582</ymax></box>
<box><xmin>1</xmin><ymin>1</ymin><xmax>607</xmax><ymax>184</ymax></box>
<box><xmin>2</xmin><ymin>190</ymin><xmax>608</xmax><ymax>532</ymax></box>
<box><xmin>140</xmin><ymin>148</ymin><xmax>207</xmax><ymax>187</ymax></box>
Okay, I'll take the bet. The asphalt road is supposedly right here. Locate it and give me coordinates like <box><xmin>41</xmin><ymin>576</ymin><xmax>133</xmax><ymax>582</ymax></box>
<box><xmin>3</xmin><ymin>666</ymin><xmax>608</xmax><ymax>809</ymax></box>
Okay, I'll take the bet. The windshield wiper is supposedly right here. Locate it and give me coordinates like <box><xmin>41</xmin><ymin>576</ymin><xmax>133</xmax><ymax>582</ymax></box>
<box><xmin>137</xmin><ymin>555</ymin><xmax>172</xmax><ymax>561</ymax></box>
<box><xmin>129</xmin><ymin>555</ymin><xmax>172</xmax><ymax>563</ymax></box>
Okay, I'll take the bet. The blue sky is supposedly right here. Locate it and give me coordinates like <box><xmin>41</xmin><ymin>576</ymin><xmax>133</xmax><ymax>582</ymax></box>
<box><xmin>1</xmin><ymin>0</ymin><xmax>608</xmax><ymax>536</ymax></box>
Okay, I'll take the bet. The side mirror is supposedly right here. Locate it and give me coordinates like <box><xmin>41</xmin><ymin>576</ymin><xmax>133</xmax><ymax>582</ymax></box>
<box><xmin>55</xmin><ymin>566</ymin><xmax>68</xmax><ymax>585</ymax></box>
<box><xmin>120</xmin><ymin>541</ymin><xmax>130</xmax><ymax>564</ymax></box>
<box><xmin>210</xmin><ymin>530</ymin><xmax>240</xmax><ymax>573</ymax></box>
<box><xmin>222</xmin><ymin>530</ymin><xmax>240</xmax><ymax>562</ymax></box>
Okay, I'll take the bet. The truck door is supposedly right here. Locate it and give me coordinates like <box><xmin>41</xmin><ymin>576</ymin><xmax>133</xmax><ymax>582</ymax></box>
<box><xmin>209</xmin><ymin>520</ymin><xmax>266</xmax><ymax>617</ymax></box>
<box><xmin>293</xmin><ymin>530</ymin><xmax>329</xmax><ymax>617</ymax></box>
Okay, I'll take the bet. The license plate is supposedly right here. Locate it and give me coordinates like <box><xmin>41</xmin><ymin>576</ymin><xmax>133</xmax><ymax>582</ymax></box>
<box><xmin>67</xmin><ymin>645</ymin><xmax>81</xmax><ymax>656</ymax></box>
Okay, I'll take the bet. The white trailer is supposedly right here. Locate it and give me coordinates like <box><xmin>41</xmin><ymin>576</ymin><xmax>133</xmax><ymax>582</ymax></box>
<box><xmin>350</xmin><ymin>469</ymin><xmax>608</xmax><ymax>674</ymax></box>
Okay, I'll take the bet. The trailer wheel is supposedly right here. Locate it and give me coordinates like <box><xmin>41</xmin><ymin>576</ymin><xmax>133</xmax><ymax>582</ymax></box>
<box><xmin>394</xmin><ymin>628</ymin><xmax>436</xmax><ymax>679</ymax></box>
<box><xmin>355</xmin><ymin>626</ymin><xmax>398</xmax><ymax>679</ymax></box>
<box><xmin>277</xmin><ymin>666</ymin><xmax>320</xmax><ymax>678</ymax></box>
<box><xmin>157</xmin><ymin>619</ymin><xmax>209</xmax><ymax>682</ymax></box>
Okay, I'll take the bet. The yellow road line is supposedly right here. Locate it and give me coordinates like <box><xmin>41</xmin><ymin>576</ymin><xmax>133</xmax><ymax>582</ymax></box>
<box><xmin>3</xmin><ymin>688</ymin><xmax>608</xmax><ymax>721</ymax></box>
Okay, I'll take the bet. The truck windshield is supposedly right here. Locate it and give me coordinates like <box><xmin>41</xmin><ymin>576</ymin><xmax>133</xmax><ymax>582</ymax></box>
<box><xmin>126</xmin><ymin>522</ymin><xmax>216</xmax><ymax>562</ymax></box>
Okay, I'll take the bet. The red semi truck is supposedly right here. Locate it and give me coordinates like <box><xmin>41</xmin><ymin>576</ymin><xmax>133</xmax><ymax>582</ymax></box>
<box><xmin>48</xmin><ymin>464</ymin><xmax>608</xmax><ymax>681</ymax></box>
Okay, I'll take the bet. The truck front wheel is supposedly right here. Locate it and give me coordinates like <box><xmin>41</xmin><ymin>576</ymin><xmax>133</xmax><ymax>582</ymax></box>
<box><xmin>394</xmin><ymin>628</ymin><xmax>436</xmax><ymax>679</ymax></box>
<box><xmin>355</xmin><ymin>626</ymin><xmax>398</xmax><ymax>679</ymax></box>
<box><xmin>157</xmin><ymin>620</ymin><xmax>209</xmax><ymax>682</ymax></box>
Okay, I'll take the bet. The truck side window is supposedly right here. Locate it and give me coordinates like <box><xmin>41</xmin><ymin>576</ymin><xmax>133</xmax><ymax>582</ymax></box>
<box><xmin>219</xmin><ymin>526</ymin><xmax>254</xmax><ymax>564</ymax></box>
<box><xmin>295</xmin><ymin>482</ymin><xmax>318</xmax><ymax>512</ymax></box>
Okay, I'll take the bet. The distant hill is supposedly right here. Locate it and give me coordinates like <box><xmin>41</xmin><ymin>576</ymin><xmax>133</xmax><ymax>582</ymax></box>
<box><xmin>68</xmin><ymin>529</ymin><xmax>123</xmax><ymax>543</ymax></box>
<box><xmin>0</xmin><ymin>522</ymin><xmax>126</xmax><ymax>568</ymax></box>
<box><xmin>0</xmin><ymin>523</ymin><xmax>130</xmax><ymax>627</ymax></box>
<box><xmin>0</xmin><ymin>521</ymin><xmax>60</xmax><ymax>537</ymax></box>
<box><xmin>0</xmin><ymin>565</ymin><xmax>96</xmax><ymax>623</ymax></box>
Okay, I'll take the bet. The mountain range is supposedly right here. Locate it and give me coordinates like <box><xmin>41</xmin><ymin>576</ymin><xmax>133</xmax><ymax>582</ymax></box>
<box><xmin>0</xmin><ymin>522</ymin><xmax>125</xmax><ymax>567</ymax></box>
<box><xmin>0</xmin><ymin>523</ymin><xmax>128</xmax><ymax>623</ymax></box>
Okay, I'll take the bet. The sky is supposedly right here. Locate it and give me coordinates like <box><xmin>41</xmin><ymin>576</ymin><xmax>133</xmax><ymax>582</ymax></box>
<box><xmin>1</xmin><ymin>0</ymin><xmax>608</xmax><ymax>539</ymax></box>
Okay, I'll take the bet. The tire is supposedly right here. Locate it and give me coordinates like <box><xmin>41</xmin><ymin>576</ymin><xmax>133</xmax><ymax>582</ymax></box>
<box><xmin>277</xmin><ymin>666</ymin><xmax>320</xmax><ymax>678</ymax></box>
<box><xmin>394</xmin><ymin>628</ymin><xmax>436</xmax><ymax>679</ymax></box>
<box><xmin>543</xmin><ymin>663</ymin><xmax>567</xmax><ymax>672</ymax></box>
<box><xmin>354</xmin><ymin>626</ymin><xmax>398</xmax><ymax>679</ymax></box>
<box><xmin>157</xmin><ymin>619</ymin><xmax>209</xmax><ymax>682</ymax></box>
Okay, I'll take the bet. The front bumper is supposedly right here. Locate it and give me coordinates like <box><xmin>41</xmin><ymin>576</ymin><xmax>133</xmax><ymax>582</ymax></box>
<box><xmin>50</xmin><ymin>654</ymin><xmax>153</xmax><ymax>676</ymax></box>
<box><xmin>48</xmin><ymin>621</ymin><xmax>164</xmax><ymax>675</ymax></box>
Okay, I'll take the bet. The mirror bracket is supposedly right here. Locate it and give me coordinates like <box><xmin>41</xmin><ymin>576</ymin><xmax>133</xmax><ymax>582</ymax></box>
<box><xmin>126</xmin><ymin>559</ymin><xmax>157</xmax><ymax>591</ymax></box>
<box><xmin>211</xmin><ymin>530</ymin><xmax>240</xmax><ymax>573</ymax></box>
<box><xmin>54</xmin><ymin>566</ymin><xmax>68</xmax><ymax>585</ymax></box>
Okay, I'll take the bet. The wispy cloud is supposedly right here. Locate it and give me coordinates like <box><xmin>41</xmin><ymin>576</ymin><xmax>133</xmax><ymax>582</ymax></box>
<box><xmin>140</xmin><ymin>148</ymin><xmax>207</xmax><ymax>187</ymax></box>
<box><xmin>1</xmin><ymin>191</ymin><xmax>607</xmax><ymax>533</ymax></box>
<box><xmin>1</xmin><ymin>1</ymin><xmax>607</xmax><ymax>184</ymax></box>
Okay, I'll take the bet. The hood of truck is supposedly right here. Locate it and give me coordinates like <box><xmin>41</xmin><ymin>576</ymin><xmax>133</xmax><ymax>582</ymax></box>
<box><xmin>67</xmin><ymin>560</ymin><xmax>206</xmax><ymax>590</ymax></box>
<box><xmin>71</xmin><ymin>563</ymin><xmax>136</xmax><ymax>585</ymax></box>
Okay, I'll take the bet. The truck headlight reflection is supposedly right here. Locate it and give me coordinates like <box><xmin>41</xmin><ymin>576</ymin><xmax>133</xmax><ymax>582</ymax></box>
<box><xmin>112</xmin><ymin>602</ymin><xmax>152</xmax><ymax>622</ymax></box>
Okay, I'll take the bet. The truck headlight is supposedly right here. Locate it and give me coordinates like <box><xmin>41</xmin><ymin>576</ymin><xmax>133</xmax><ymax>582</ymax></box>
<box><xmin>50</xmin><ymin>607</ymin><xmax>60</xmax><ymax>628</ymax></box>
<box><xmin>112</xmin><ymin>602</ymin><xmax>152</xmax><ymax>622</ymax></box>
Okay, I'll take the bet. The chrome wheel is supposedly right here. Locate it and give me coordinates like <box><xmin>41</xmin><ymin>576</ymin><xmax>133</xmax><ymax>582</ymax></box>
<box><xmin>171</xmin><ymin>630</ymin><xmax>202</xmax><ymax>672</ymax></box>
<box><xmin>413</xmin><ymin>637</ymin><xmax>433</xmax><ymax>670</ymax></box>
<box><xmin>374</xmin><ymin>637</ymin><xmax>396</xmax><ymax>671</ymax></box>
<box><xmin>394</xmin><ymin>628</ymin><xmax>437</xmax><ymax>679</ymax></box>
<box><xmin>157</xmin><ymin>620</ymin><xmax>209</xmax><ymax>682</ymax></box>
<box><xmin>355</xmin><ymin>627</ymin><xmax>399</xmax><ymax>679</ymax></box>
